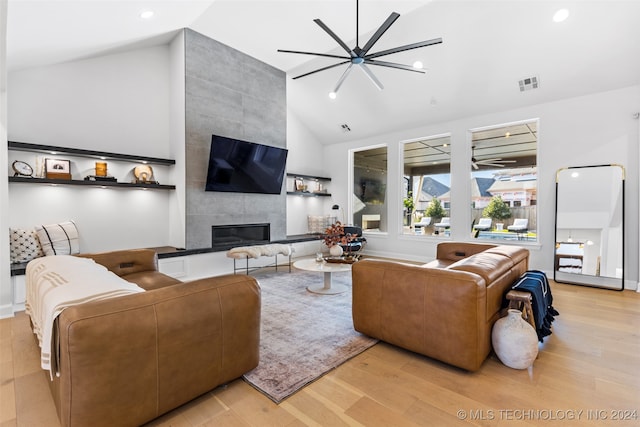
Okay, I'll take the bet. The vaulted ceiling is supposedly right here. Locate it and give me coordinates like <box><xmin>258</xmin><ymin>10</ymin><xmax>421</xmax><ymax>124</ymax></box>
<box><xmin>5</xmin><ymin>1</ymin><xmax>640</xmax><ymax>145</ymax></box>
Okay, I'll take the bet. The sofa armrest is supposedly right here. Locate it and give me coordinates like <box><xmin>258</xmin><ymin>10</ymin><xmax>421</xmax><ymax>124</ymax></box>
<box><xmin>435</xmin><ymin>242</ymin><xmax>497</xmax><ymax>263</ymax></box>
<box><xmin>54</xmin><ymin>274</ymin><xmax>260</xmax><ymax>427</ymax></box>
<box><xmin>76</xmin><ymin>248</ymin><xmax>159</xmax><ymax>278</ymax></box>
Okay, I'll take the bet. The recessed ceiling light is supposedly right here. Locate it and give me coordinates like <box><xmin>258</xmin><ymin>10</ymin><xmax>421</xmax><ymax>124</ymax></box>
<box><xmin>413</xmin><ymin>61</ymin><xmax>424</xmax><ymax>69</ymax></box>
<box><xmin>328</xmin><ymin>92</ymin><xmax>337</xmax><ymax>100</ymax></box>
<box><xmin>553</xmin><ymin>9</ymin><xmax>569</xmax><ymax>22</ymax></box>
<box><xmin>140</xmin><ymin>10</ymin><xmax>155</xmax><ymax>20</ymax></box>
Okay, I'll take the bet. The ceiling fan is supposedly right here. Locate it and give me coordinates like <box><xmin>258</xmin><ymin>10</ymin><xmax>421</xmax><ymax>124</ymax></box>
<box><xmin>471</xmin><ymin>146</ymin><xmax>517</xmax><ymax>170</ymax></box>
<box><xmin>278</xmin><ymin>0</ymin><xmax>442</xmax><ymax>95</ymax></box>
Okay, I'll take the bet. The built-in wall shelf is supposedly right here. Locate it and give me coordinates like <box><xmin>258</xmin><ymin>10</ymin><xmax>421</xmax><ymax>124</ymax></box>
<box><xmin>9</xmin><ymin>176</ymin><xmax>176</xmax><ymax>190</ymax></box>
<box><xmin>8</xmin><ymin>141</ymin><xmax>176</xmax><ymax>190</ymax></box>
<box><xmin>8</xmin><ymin>141</ymin><xmax>176</xmax><ymax>165</ymax></box>
<box><xmin>286</xmin><ymin>173</ymin><xmax>331</xmax><ymax>197</ymax></box>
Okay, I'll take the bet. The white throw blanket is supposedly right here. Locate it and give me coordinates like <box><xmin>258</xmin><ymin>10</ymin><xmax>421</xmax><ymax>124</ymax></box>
<box><xmin>25</xmin><ymin>255</ymin><xmax>145</xmax><ymax>378</ymax></box>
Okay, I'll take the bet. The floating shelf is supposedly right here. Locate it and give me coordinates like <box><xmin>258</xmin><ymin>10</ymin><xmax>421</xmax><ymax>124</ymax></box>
<box><xmin>9</xmin><ymin>176</ymin><xmax>175</xmax><ymax>190</ymax></box>
<box><xmin>8</xmin><ymin>141</ymin><xmax>175</xmax><ymax>165</ymax></box>
<box><xmin>286</xmin><ymin>173</ymin><xmax>331</xmax><ymax>181</ymax></box>
<box><xmin>286</xmin><ymin>173</ymin><xmax>331</xmax><ymax>196</ymax></box>
<box><xmin>286</xmin><ymin>191</ymin><xmax>331</xmax><ymax>197</ymax></box>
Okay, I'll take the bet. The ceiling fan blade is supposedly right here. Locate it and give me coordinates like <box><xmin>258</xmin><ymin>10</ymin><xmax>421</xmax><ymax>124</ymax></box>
<box><xmin>478</xmin><ymin>159</ymin><xmax>517</xmax><ymax>164</ymax></box>
<box><xmin>314</xmin><ymin>19</ymin><xmax>356</xmax><ymax>57</ymax></box>
<box><xmin>366</xmin><ymin>37</ymin><xmax>443</xmax><ymax>60</ymax></box>
<box><xmin>292</xmin><ymin>60</ymin><xmax>351</xmax><ymax>80</ymax></box>
<box><xmin>360</xmin><ymin>12</ymin><xmax>400</xmax><ymax>55</ymax></box>
<box><xmin>333</xmin><ymin>63</ymin><xmax>354</xmax><ymax>93</ymax></box>
<box><xmin>277</xmin><ymin>49</ymin><xmax>351</xmax><ymax>61</ymax></box>
<box><xmin>358</xmin><ymin>63</ymin><xmax>384</xmax><ymax>91</ymax></box>
<box><xmin>366</xmin><ymin>59</ymin><xmax>425</xmax><ymax>73</ymax></box>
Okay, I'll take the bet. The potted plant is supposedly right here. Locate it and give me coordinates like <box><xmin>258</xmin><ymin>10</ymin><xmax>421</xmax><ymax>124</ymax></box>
<box><xmin>322</xmin><ymin>221</ymin><xmax>355</xmax><ymax>257</ymax></box>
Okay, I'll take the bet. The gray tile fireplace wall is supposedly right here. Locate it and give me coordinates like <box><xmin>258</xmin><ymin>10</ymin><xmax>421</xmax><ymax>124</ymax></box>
<box><xmin>183</xmin><ymin>29</ymin><xmax>287</xmax><ymax>250</ymax></box>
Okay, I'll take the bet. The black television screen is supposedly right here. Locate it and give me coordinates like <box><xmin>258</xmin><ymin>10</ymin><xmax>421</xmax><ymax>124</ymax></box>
<box><xmin>205</xmin><ymin>134</ymin><xmax>288</xmax><ymax>194</ymax></box>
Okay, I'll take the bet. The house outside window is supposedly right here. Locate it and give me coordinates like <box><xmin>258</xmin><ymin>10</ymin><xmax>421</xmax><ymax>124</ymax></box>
<box><xmin>470</xmin><ymin>120</ymin><xmax>538</xmax><ymax>241</ymax></box>
<box><xmin>353</xmin><ymin>146</ymin><xmax>388</xmax><ymax>232</ymax></box>
<box><xmin>401</xmin><ymin>135</ymin><xmax>451</xmax><ymax>236</ymax></box>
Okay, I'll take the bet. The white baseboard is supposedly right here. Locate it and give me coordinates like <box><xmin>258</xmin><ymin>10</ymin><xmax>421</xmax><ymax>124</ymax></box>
<box><xmin>0</xmin><ymin>304</ymin><xmax>15</xmax><ymax>319</ymax></box>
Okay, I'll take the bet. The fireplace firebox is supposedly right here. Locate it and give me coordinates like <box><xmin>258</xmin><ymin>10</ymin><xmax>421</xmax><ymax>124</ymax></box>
<box><xmin>211</xmin><ymin>223</ymin><xmax>270</xmax><ymax>249</ymax></box>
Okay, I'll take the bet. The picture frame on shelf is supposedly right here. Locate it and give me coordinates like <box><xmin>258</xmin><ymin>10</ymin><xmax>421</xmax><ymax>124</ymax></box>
<box><xmin>45</xmin><ymin>158</ymin><xmax>72</xmax><ymax>180</ymax></box>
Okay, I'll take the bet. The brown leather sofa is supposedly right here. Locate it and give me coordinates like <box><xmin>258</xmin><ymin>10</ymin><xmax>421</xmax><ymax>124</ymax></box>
<box><xmin>352</xmin><ymin>242</ymin><xmax>529</xmax><ymax>371</ymax></box>
<box><xmin>46</xmin><ymin>249</ymin><xmax>260</xmax><ymax>427</ymax></box>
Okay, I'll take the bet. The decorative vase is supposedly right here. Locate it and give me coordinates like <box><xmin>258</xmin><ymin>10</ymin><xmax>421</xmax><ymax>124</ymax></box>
<box><xmin>492</xmin><ymin>309</ymin><xmax>539</xmax><ymax>369</ymax></box>
<box><xmin>329</xmin><ymin>245</ymin><xmax>343</xmax><ymax>257</ymax></box>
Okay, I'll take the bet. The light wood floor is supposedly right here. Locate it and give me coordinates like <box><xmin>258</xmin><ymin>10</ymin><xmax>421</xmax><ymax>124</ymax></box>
<box><xmin>1</xmin><ymin>281</ymin><xmax>639</xmax><ymax>427</ymax></box>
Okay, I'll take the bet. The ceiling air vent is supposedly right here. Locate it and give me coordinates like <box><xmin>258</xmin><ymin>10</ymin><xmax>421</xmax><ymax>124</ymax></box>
<box><xmin>519</xmin><ymin>76</ymin><xmax>539</xmax><ymax>92</ymax></box>
<box><xmin>340</xmin><ymin>123</ymin><xmax>351</xmax><ymax>132</ymax></box>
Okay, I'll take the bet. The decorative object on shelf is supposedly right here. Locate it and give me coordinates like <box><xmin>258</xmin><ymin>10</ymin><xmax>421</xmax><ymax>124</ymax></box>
<box><xmin>294</xmin><ymin>178</ymin><xmax>308</xmax><ymax>192</ymax></box>
<box><xmin>95</xmin><ymin>162</ymin><xmax>108</xmax><ymax>177</ymax></box>
<box><xmin>492</xmin><ymin>309</ymin><xmax>539</xmax><ymax>370</ymax></box>
<box><xmin>45</xmin><ymin>158</ymin><xmax>71</xmax><ymax>180</ymax></box>
<box><xmin>84</xmin><ymin>161</ymin><xmax>117</xmax><ymax>182</ymax></box>
<box><xmin>84</xmin><ymin>175</ymin><xmax>117</xmax><ymax>182</ymax></box>
<box><xmin>12</xmin><ymin>160</ymin><xmax>33</xmax><ymax>177</ymax></box>
<box><xmin>133</xmin><ymin>164</ymin><xmax>158</xmax><ymax>184</ymax></box>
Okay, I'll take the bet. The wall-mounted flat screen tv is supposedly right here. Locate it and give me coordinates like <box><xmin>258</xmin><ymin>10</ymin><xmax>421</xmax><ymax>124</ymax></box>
<box><xmin>205</xmin><ymin>134</ymin><xmax>288</xmax><ymax>194</ymax></box>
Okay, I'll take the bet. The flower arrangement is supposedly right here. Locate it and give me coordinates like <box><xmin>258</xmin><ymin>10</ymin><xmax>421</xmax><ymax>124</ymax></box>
<box><xmin>322</xmin><ymin>221</ymin><xmax>354</xmax><ymax>247</ymax></box>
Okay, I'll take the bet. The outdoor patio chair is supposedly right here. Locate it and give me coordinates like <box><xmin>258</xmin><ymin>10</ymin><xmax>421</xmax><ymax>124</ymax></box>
<box><xmin>414</xmin><ymin>217</ymin><xmax>432</xmax><ymax>229</ymax></box>
<box><xmin>434</xmin><ymin>217</ymin><xmax>450</xmax><ymax>229</ymax></box>
<box><xmin>473</xmin><ymin>218</ymin><xmax>492</xmax><ymax>231</ymax></box>
<box><xmin>507</xmin><ymin>218</ymin><xmax>528</xmax><ymax>232</ymax></box>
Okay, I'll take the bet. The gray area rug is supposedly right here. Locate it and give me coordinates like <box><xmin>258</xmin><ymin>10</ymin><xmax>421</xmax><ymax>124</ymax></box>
<box><xmin>242</xmin><ymin>267</ymin><xmax>378</xmax><ymax>403</ymax></box>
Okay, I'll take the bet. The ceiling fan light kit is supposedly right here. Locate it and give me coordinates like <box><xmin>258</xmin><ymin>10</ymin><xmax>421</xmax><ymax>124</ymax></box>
<box><xmin>278</xmin><ymin>0</ymin><xmax>442</xmax><ymax>96</ymax></box>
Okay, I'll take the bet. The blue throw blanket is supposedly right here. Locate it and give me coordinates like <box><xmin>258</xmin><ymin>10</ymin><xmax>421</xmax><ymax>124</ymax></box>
<box><xmin>511</xmin><ymin>270</ymin><xmax>559</xmax><ymax>341</ymax></box>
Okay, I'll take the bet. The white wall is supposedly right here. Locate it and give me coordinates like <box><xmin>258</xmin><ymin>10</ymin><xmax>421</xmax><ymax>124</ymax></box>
<box><xmin>6</xmin><ymin>46</ymin><xmax>179</xmax><ymax>253</ymax></box>
<box><xmin>321</xmin><ymin>85</ymin><xmax>640</xmax><ymax>288</ymax></box>
<box><xmin>285</xmin><ymin>107</ymin><xmax>331</xmax><ymax>235</ymax></box>
<box><xmin>1</xmin><ymin>0</ymin><xmax>11</xmax><ymax>317</ymax></box>
<box><xmin>169</xmin><ymin>31</ymin><xmax>187</xmax><ymax>249</ymax></box>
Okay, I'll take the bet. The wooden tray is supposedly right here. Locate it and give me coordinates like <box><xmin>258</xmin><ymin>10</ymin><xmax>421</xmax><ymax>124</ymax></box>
<box><xmin>324</xmin><ymin>256</ymin><xmax>360</xmax><ymax>264</ymax></box>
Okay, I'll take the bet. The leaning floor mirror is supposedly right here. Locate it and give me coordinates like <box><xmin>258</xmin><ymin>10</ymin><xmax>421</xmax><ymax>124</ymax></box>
<box><xmin>554</xmin><ymin>164</ymin><xmax>625</xmax><ymax>290</ymax></box>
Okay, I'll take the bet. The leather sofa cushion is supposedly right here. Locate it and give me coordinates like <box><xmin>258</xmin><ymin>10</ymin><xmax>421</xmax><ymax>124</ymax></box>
<box><xmin>447</xmin><ymin>251</ymin><xmax>512</xmax><ymax>285</ymax></box>
<box><xmin>123</xmin><ymin>271</ymin><xmax>181</xmax><ymax>291</ymax></box>
<box><xmin>436</xmin><ymin>242</ymin><xmax>497</xmax><ymax>263</ymax></box>
<box><xmin>485</xmin><ymin>245</ymin><xmax>529</xmax><ymax>267</ymax></box>
<box><xmin>77</xmin><ymin>249</ymin><xmax>159</xmax><ymax>278</ymax></box>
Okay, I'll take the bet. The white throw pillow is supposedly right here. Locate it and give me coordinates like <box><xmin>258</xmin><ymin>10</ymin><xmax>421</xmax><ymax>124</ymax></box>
<box><xmin>35</xmin><ymin>221</ymin><xmax>80</xmax><ymax>256</ymax></box>
<box><xmin>9</xmin><ymin>228</ymin><xmax>45</xmax><ymax>263</ymax></box>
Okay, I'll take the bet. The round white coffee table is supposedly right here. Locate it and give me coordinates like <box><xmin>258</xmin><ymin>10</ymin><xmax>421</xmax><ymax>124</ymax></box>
<box><xmin>293</xmin><ymin>258</ymin><xmax>352</xmax><ymax>294</ymax></box>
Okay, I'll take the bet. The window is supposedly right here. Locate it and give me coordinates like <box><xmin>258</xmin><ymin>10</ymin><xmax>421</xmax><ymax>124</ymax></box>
<box><xmin>401</xmin><ymin>135</ymin><xmax>451</xmax><ymax>236</ymax></box>
<box><xmin>353</xmin><ymin>146</ymin><xmax>387</xmax><ymax>232</ymax></box>
<box><xmin>470</xmin><ymin>120</ymin><xmax>537</xmax><ymax>241</ymax></box>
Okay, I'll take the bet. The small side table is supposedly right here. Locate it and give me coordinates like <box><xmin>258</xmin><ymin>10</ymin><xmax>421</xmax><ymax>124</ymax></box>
<box><xmin>506</xmin><ymin>290</ymin><xmax>536</xmax><ymax>329</ymax></box>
